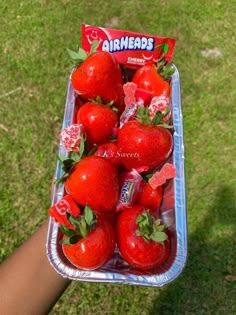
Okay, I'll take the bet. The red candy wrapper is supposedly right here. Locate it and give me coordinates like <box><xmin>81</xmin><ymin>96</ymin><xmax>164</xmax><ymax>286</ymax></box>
<box><xmin>49</xmin><ymin>195</ymin><xmax>81</xmax><ymax>229</ymax></box>
<box><xmin>119</xmin><ymin>100</ymin><xmax>144</xmax><ymax>128</ymax></box>
<box><xmin>82</xmin><ymin>24</ymin><xmax>176</xmax><ymax>69</ymax></box>
<box><xmin>117</xmin><ymin>169</ymin><xmax>143</xmax><ymax>212</ymax></box>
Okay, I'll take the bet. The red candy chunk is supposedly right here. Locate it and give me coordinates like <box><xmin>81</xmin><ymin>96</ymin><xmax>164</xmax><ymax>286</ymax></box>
<box><xmin>148</xmin><ymin>94</ymin><xmax>171</xmax><ymax>121</ymax></box>
<box><xmin>123</xmin><ymin>82</ymin><xmax>137</xmax><ymax>95</ymax></box>
<box><xmin>135</xmin><ymin>88</ymin><xmax>153</xmax><ymax>105</ymax></box>
<box><xmin>123</xmin><ymin>82</ymin><xmax>137</xmax><ymax>106</ymax></box>
<box><xmin>49</xmin><ymin>195</ymin><xmax>81</xmax><ymax>229</ymax></box>
<box><xmin>149</xmin><ymin>163</ymin><xmax>176</xmax><ymax>189</ymax></box>
<box><xmin>149</xmin><ymin>172</ymin><xmax>166</xmax><ymax>189</ymax></box>
<box><xmin>162</xmin><ymin>163</ymin><xmax>177</xmax><ymax>179</ymax></box>
<box><xmin>59</xmin><ymin>124</ymin><xmax>83</xmax><ymax>153</ymax></box>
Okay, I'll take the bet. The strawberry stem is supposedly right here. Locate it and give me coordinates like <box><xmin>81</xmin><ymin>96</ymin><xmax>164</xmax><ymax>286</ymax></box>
<box><xmin>136</xmin><ymin>211</ymin><xmax>168</xmax><ymax>243</ymax></box>
<box><xmin>152</xmin><ymin>107</ymin><xmax>171</xmax><ymax>125</ymax></box>
<box><xmin>87</xmin><ymin>96</ymin><xmax>118</xmax><ymax>113</ymax></box>
<box><xmin>55</xmin><ymin>135</ymin><xmax>86</xmax><ymax>186</ymax></box>
<box><xmin>67</xmin><ymin>40</ymin><xmax>99</xmax><ymax>66</ymax></box>
<box><xmin>60</xmin><ymin>205</ymin><xmax>97</xmax><ymax>245</ymax></box>
<box><xmin>67</xmin><ymin>47</ymin><xmax>88</xmax><ymax>65</ymax></box>
<box><xmin>135</xmin><ymin>106</ymin><xmax>172</xmax><ymax>129</ymax></box>
<box><xmin>156</xmin><ymin>56</ymin><xmax>175</xmax><ymax>81</ymax></box>
<box><xmin>136</xmin><ymin>107</ymin><xmax>151</xmax><ymax>125</ymax></box>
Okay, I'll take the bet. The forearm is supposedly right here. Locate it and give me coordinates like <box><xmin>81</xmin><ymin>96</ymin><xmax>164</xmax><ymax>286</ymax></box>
<box><xmin>0</xmin><ymin>219</ymin><xmax>71</xmax><ymax>315</ymax></box>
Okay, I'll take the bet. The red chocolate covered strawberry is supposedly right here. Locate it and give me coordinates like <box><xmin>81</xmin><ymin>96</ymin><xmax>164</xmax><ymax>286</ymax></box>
<box><xmin>64</xmin><ymin>156</ymin><xmax>120</xmax><ymax>214</ymax></box>
<box><xmin>137</xmin><ymin>181</ymin><xmax>163</xmax><ymax>214</ymax></box>
<box><xmin>132</xmin><ymin>64</ymin><xmax>170</xmax><ymax>98</ymax></box>
<box><xmin>68</xmin><ymin>41</ymin><xmax>125</xmax><ymax>115</ymax></box>
<box><xmin>61</xmin><ymin>205</ymin><xmax>116</xmax><ymax>270</ymax></box>
<box><xmin>132</xmin><ymin>57</ymin><xmax>175</xmax><ymax>99</ymax></box>
<box><xmin>116</xmin><ymin>205</ymin><xmax>170</xmax><ymax>271</ymax></box>
<box><xmin>94</xmin><ymin>141</ymin><xmax>121</xmax><ymax>169</ymax></box>
<box><xmin>117</xmin><ymin>107</ymin><xmax>173</xmax><ymax>171</ymax></box>
<box><xmin>76</xmin><ymin>98</ymin><xmax>118</xmax><ymax>147</ymax></box>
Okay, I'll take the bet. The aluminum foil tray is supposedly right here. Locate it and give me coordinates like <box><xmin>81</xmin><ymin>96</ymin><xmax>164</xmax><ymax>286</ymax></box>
<box><xmin>46</xmin><ymin>65</ymin><xmax>187</xmax><ymax>287</ymax></box>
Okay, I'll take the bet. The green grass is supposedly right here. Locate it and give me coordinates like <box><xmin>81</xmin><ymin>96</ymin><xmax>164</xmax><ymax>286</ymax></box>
<box><xmin>1</xmin><ymin>0</ymin><xmax>236</xmax><ymax>314</ymax></box>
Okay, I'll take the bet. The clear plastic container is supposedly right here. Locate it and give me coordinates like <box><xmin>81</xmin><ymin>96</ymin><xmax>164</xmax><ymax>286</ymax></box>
<box><xmin>46</xmin><ymin>65</ymin><xmax>187</xmax><ymax>287</ymax></box>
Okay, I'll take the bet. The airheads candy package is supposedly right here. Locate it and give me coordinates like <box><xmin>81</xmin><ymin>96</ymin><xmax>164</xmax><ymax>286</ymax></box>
<box><xmin>81</xmin><ymin>24</ymin><xmax>176</xmax><ymax>69</ymax></box>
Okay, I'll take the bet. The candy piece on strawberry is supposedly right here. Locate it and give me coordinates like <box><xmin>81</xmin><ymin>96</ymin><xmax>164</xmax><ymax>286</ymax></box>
<box><xmin>68</xmin><ymin>41</ymin><xmax>125</xmax><ymax>115</ymax></box>
<box><xmin>149</xmin><ymin>94</ymin><xmax>171</xmax><ymax>122</ymax></box>
<box><xmin>124</xmin><ymin>95</ymin><xmax>136</xmax><ymax>107</ymax></box>
<box><xmin>161</xmin><ymin>162</ymin><xmax>177</xmax><ymax>179</ymax></box>
<box><xmin>123</xmin><ymin>82</ymin><xmax>137</xmax><ymax>106</ymax></box>
<box><xmin>59</xmin><ymin>124</ymin><xmax>84</xmax><ymax>153</ymax></box>
<box><xmin>148</xmin><ymin>172</ymin><xmax>166</xmax><ymax>189</ymax></box>
<box><xmin>148</xmin><ymin>163</ymin><xmax>176</xmax><ymax>189</ymax></box>
<box><xmin>135</xmin><ymin>88</ymin><xmax>153</xmax><ymax>105</ymax></box>
<box><xmin>123</xmin><ymin>82</ymin><xmax>152</xmax><ymax>107</ymax></box>
<box><xmin>56</xmin><ymin>127</ymin><xmax>87</xmax><ymax>185</ymax></box>
<box><xmin>49</xmin><ymin>195</ymin><xmax>81</xmax><ymax>229</ymax></box>
<box><xmin>123</xmin><ymin>82</ymin><xmax>137</xmax><ymax>96</ymax></box>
